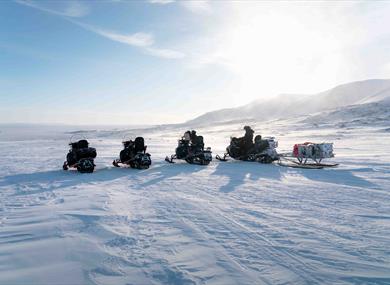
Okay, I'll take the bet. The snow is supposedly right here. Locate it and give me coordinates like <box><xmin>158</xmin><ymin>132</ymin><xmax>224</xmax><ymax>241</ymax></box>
<box><xmin>187</xmin><ymin>79</ymin><xmax>390</xmax><ymax>125</ymax></box>
<box><xmin>301</xmin><ymin>99</ymin><xmax>390</xmax><ymax>129</ymax></box>
<box><xmin>1</xmin><ymin>121</ymin><xmax>390</xmax><ymax>285</ymax></box>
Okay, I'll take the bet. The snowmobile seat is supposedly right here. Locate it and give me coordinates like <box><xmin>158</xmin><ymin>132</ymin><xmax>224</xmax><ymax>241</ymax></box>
<box><xmin>77</xmin><ymin>139</ymin><xmax>89</xmax><ymax>149</ymax></box>
<box><xmin>183</xmin><ymin>131</ymin><xmax>191</xmax><ymax>142</ymax></box>
<box><xmin>254</xmin><ymin>139</ymin><xmax>269</xmax><ymax>153</ymax></box>
<box><xmin>179</xmin><ymin>138</ymin><xmax>190</xmax><ymax>146</ymax></box>
<box><xmin>134</xmin><ymin>137</ymin><xmax>146</xmax><ymax>153</ymax></box>
<box><xmin>77</xmin><ymin>147</ymin><xmax>97</xmax><ymax>159</ymax></box>
<box><xmin>70</xmin><ymin>142</ymin><xmax>78</xmax><ymax>149</ymax></box>
<box><xmin>123</xmin><ymin>140</ymin><xmax>134</xmax><ymax>149</ymax></box>
<box><xmin>193</xmin><ymin>135</ymin><xmax>204</xmax><ymax>150</ymax></box>
<box><xmin>69</xmin><ymin>139</ymin><xmax>89</xmax><ymax>149</ymax></box>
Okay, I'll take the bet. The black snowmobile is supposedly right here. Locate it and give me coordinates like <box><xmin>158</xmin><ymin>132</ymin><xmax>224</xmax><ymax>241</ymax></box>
<box><xmin>63</xmin><ymin>139</ymin><xmax>97</xmax><ymax>173</ymax></box>
<box><xmin>165</xmin><ymin>131</ymin><xmax>212</xmax><ymax>165</ymax></box>
<box><xmin>216</xmin><ymin>135</ymin><xmax>279</xmax><ymax>164</ymax></box>
<box><xmin>113</xmin><ymin>137</ymin><xmax>151</xmax><ymax>169</ymax></box>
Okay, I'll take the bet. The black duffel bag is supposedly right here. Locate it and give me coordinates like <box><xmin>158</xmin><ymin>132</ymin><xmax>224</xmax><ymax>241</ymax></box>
<box><xmin>77</xmin><ymin>147</ymin><xmax>97</xmax><ymax>159</ymax></box>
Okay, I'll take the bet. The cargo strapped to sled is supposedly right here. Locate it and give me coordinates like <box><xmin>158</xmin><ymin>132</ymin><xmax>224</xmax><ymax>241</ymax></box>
<box><xmin>278</xmin><ymin>142</ymin><xmax>338</xmax><ymax>168</ymax></box>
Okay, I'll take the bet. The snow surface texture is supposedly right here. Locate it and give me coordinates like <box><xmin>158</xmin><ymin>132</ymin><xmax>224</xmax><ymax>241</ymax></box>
<box><xmin>1</xmin><ymin>120</ymin><xmax>389</xmax><ymax>285</ymax></box>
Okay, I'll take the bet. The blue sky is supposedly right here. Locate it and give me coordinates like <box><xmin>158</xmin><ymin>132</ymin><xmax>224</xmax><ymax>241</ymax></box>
<box><xmin>1</xmin><ymin>1</ymin><xmax>390</xmax><ymax>125</ymax></box>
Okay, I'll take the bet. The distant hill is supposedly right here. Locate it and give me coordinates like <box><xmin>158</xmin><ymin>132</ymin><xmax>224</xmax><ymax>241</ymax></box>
<box><xmin>301</xmin><ymin>96</ymin><xmax>390</xmax><ymax>128</ymax></box>
<box><xmin>186</xmin><ymin>79</ymin><xmax>390</xmax><ymax>126</ymax></box>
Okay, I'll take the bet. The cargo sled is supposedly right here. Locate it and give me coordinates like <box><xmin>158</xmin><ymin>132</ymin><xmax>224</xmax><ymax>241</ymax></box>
<box><xmin>278</xmin><ymin>142</ymin><xmax>338</xmax><ymax>169</ymax></box>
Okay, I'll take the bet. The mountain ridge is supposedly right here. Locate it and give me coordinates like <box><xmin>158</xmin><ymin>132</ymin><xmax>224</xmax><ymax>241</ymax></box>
<box><xmin>186</xmin><ymin>79</ymin><xmax>390</xmax><ymax>126</ymax></box>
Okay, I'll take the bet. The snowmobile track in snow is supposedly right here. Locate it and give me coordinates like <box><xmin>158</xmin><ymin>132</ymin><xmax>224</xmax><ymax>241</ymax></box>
<box><xmin>1</xmin><ymin>126</ymin><xmax>390</xmax><ymax>285</ymax></box>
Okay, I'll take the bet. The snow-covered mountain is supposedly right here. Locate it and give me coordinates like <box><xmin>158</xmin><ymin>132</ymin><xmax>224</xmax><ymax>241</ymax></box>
<box><xmin>302</xmin><ymin>97</ymin><xmax>390</xmax><ymax>129</ymax></box>
<box><xmin>187</xmin><ymin>79</ymin><xmax>390</xmax><ymax>126</ymax></box>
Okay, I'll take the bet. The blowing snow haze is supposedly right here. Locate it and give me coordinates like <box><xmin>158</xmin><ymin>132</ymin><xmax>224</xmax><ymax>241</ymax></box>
<box><xmin>187</xmin><ymin>79</ymin><xmax>390</xmax><ymax>126</ymax></box>
<box><xmin>1</xmin><ymin>1</ymin><xmax>390</xmax><ymax>125</ymax></box>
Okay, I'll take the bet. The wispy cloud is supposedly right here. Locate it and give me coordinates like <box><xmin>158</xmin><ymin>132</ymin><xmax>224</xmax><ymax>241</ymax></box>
<box><xmin>148</xmin><ymin>0</ymin><xmax>212</xmax><ymax>14</ymax></box>
<box><xmin>148</xmin><ymin>0</ymin><xmax>175</xmax><ymax>4</ymax></box>
<box><xmin>100</xmin><ymin>31</ymin><xmax>154</xmax><ymax>47</ymax></box>
<box><xmin>14</xmin><ymin>0</ymin><xmax>89</xmax><ymax>17</ymax></box>
<box><xmin>73</xmin><ymin>21</ymin><xmax>185</xmax><ymax>59</ymax></box>
<box><xmin>14</xmin><ymin>0</ymin><xmax>185</xmax><ymax>60</ymax></box>
<box><xmin>76</xmin><ymin>22</ymin><xmax>154</xmax><ymax>47</ymax></box>
<box><xmin>146</xmin><ymin>47</ymin><xmax>185</xmax><ymax>59</ymax></box>
<box><xmin>180</xmin><ymin>0</ymin><xmax>212</xmax><ymax>14</ymax></box>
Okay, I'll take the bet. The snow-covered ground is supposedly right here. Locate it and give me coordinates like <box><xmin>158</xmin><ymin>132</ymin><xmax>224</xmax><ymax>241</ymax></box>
<box><xmin>1</xmin><ymin>122</ymin><xmax>389</xmax><ymax>285</ymax></box>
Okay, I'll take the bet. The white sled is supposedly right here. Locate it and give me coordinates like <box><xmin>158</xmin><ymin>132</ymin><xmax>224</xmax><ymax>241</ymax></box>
<box><xmin>278</xmin><ymin>142</ymin><xmax>338</xmax><ymax>169</ymax></box>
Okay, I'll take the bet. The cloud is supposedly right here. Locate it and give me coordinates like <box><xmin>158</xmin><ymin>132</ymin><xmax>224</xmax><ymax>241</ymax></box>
<box><xmin>14</xmin><ymin>0</ymin><xmax>89</xmax><ymax>17</ymax></box>
<box><xmin>148</xmin><ymin>0</ymin><xmax>175</xmax><ymax>4</ymax></box>
<box><xmin>148</xmin><ymin>0</ymin><xmax>211</xmax><ymax>14</ymax></box>
<box><xmin>100</xmin><ymin>31</ymin><xmax>154</xmax><ymax>47</ymax></box>
<box><xmin>62</xmin><ymin>1</ymin><xmax>90</xmax><ymax>17</ymax></box>
<box><xmin>180</xmin><ymin>0</ymin><xmax>211</xmax><ymax>14</ymax></box>
<box><xmin>146</xmin><ymin>47</ymin><xmax>185</xmax><ymax>59</ymax></box>
<box><xmin>71</xmin><ymin>21</ymin><xmax>185</xmax><ymax>59</ymax></box>
<box><xmin>79</xmin><ymin>22</ymin><xmax>154</xmax><ymax>47</ymax></box>
<box><xmin>14</xmin><ymin>1</ymin><xmax>184</xmax><ymax>60</ymax></box>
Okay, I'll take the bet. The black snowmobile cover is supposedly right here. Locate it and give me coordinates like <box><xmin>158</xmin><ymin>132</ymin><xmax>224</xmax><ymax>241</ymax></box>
<box><xmin>134</xmin><ymin>137</ymin><xmax>145</xmax><ymax>153</ymax></box>
<box><xmin>70</xmin><ymin>139</ymin><xmax>89</xmax><ymax>149</ymax></box>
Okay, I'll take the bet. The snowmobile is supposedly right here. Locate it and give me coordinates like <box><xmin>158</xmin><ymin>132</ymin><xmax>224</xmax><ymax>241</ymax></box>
<box><xmin>63</xmin><ymin>138</ymin><xmax>97</xmax><ymax>173</ymax></box>
<box><xmin>112</xmin><ymin>137</ymin><xmax>151</xmax><ymax>169</ymax></box>
<box><xmin>278</xmin><ymin>142</ymin><xmax>338</xmax><ymax>169</ymax></box>
<box><xmin>165</xmin><ymin>132</ymin><xmax>212</xmax><ymax>165</ymax></box>
<box><xmin>216</xmin><ymin>135</ymin><xmax>279</xmax><ymax>163</ymax></box>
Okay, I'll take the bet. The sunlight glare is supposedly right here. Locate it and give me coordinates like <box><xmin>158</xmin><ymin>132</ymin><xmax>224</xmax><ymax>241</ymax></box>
<box><xmin>217</xmin><ymin>3</ymin><xmax>353</xmax><ymax>102</ymax></box>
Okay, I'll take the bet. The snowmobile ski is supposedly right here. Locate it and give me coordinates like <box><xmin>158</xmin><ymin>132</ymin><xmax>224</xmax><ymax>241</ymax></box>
<box><xmin>215</xmin><ymin>154</ymin><xmax>228</xmax><ymax>161</ymax></box>
<box><xmin>112</xmin><ymin>159</ymin><xmax>120</xmax><ymax>167</ymax></box>
<box><xmin>301</xmin><ymin>162</ymin><xmax>339</xmax><ymax>168</ymax></box>
<box><xmin>165</xmin><ymin>155</ymin><xmax>175</xmax><ymax>163</ymax></box>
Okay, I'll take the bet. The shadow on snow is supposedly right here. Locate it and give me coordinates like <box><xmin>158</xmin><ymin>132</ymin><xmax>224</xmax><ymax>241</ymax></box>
<box><xmin>210</xmin><ymin>160</ymin><xmax>377</xmax><ymax>193</ymax></box>
<box><xmin>211</xmin><ymin>161</ymin><xmax>285</xmax><ymax>193</ymax></box>
<box><xmin>0</xmin><ymin>160</ymin><xmax>377</xmax><ymax>195</ymax></box>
